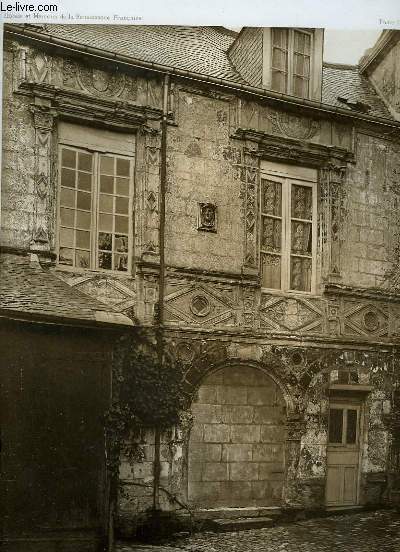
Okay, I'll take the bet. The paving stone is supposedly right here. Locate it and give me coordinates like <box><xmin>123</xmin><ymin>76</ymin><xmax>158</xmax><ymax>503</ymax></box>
<box><xmin>115</xmin><ymin>509</ymin><xmax>400</xmax><ymax>552</ymax></box>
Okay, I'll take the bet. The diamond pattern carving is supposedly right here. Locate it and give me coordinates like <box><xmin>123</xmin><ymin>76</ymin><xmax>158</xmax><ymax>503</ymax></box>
<box><xmin>164</xmin><ymin>284</ymin><xmax>236</xmax><ymax>327</ymax></box>
<box><xmin>64</xmin><ymin>274</ymin><xmax>136</xmax><ymax>314</ymax></box>
<box><xmin>260</xmin><ymin>295</ymin><xmax>325</xmax><ymax>334</ymax></box>
<box><xmin>342</xmin><ymin>302</ymin><xmax>388</xmax><ymax>337</ymax></box>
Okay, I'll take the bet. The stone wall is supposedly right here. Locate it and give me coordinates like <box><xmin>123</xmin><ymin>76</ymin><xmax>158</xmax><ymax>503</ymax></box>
<box><xmin>188</xmin><ymin>365</ymin><xmax>286</xmax><ymax>508</ymax></box>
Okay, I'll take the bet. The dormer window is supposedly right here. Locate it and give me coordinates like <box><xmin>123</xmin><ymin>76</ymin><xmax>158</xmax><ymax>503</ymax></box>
<box><xmin>271</xmin><ymin>28</ymin><xmax>312</xmax><ymax>98</ymax></box>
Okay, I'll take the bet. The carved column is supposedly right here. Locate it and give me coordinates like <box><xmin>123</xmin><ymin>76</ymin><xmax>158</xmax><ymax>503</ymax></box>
<box><xmin>30</xmin><ymin>104</ymin><xmax>56</xmax><ymax>252</ymax></box>
<box><xmin>283</xmin><ymin>416</ymin><xmax>307</xmax><ymax>507</ymax></box>
<box><xmin>239</xmin><ymin>146</ymin><xmax>260</xmax><ymax>277</ymax></box>
<box><xmin>320</xmin><ymin>164</ymin><xmax>347</xmax><ymax>281</ymax></box>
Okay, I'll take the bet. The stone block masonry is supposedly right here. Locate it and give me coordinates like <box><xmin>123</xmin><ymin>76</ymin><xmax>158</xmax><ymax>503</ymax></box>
<box><xmin>188</xmin><ymin>365</ymin><xmax>286</xmax><ymax>508</ymax></box>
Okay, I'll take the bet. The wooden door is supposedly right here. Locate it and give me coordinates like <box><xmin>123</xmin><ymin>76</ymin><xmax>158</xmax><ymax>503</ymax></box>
<box><xmin>326</xmin><ymin>402</ymin><xmax>361</xmax><ymax>507</ymax></box>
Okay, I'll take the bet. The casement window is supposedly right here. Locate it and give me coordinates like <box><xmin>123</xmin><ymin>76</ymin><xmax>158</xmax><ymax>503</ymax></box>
<box><xmin>271</xmin><ymin>28</ymin><xmax>312</xmax><ymax>98</ymax></box>
<box><xmin>260</xmin><ymin>171</ymin><xmax>317</xmax><ymax>293</ymax></box>
<box><xmin>57</xmin><ymin>124</ymin><xmax>135</xmax><ymax>273</ymax></box>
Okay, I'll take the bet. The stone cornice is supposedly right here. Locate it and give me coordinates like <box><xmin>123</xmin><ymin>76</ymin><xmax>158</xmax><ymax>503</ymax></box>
<box><xmin>17</xmin><ymin>81</ymin><xmax>162</xmax><ymax>131</ymax></box>
<box><xmin>324</xmin><ymin>283</ymin><xmax>400</xmax><ymax>304</ymax></box>
<box><xmin>232</xmin><ymin>128</ymin><xmax>354</xmax><ymax>167</ymax></box>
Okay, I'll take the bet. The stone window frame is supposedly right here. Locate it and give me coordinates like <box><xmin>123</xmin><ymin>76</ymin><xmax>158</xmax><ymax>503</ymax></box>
<box><xmin>260</xmin><ymin>164</ymin><xmax>318</xmax><ymax>295</ymax></box>
<box><xmin>56</xmin><ymin>138</ymin><xmax>135</xmax><ymax>275</ymax></box>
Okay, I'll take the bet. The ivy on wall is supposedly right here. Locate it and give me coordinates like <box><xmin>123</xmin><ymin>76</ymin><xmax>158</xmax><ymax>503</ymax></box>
<box><xmin>105</xmin><ymin>332</ymin><xmax>191</xmax><ymax>500</ymax></box>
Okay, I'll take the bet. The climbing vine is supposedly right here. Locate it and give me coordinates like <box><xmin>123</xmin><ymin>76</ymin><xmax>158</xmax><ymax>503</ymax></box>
<box><xmin>105</xmin><ymin>333</ymin><xmax>191</xmax><ymax>489</ymax></box>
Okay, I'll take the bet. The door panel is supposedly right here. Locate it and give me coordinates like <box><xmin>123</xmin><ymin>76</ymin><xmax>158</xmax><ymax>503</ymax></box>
<box><xmin>326</xmin><ymin>403</ymin><xmax>361</xmax><ymax>507</ymax></box>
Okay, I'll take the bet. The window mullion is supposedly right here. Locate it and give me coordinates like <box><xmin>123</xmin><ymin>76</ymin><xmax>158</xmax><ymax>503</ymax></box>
<box><xmin>92</xmin><ymin>152</ymin><xmax>99</xmax><ymax>270</ymax></box>
<box><xmin>288</xmin><ymin>30</ymin><xmax>294</xmax><ymax>95</ymax></box>
<box><xmin>284</xmin><ymin>180</ymin><xmax>291</xmax><ymax>291</ymax></box>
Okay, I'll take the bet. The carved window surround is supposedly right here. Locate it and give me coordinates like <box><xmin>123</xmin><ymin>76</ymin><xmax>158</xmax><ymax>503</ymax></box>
<box><xmin>16</xmin><ymin>82</ymin><xmax>162</xmax><ymax>131</ymax></box>
<box><xmin>232</xmin><ymin>128</ymin><xmax>355</xmax><ymax>167</ymax></box>
<box><xmin>233</xmin><ymin>128</ymin><xmax>353</xmax><ymax>285</ymax></box>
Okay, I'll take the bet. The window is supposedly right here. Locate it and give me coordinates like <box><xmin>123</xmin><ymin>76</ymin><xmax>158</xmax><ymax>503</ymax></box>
<box><xmin>58</xmin><ymin>146</ymin><xmax>133</xmax><ymax>272</ymax></box>
<box><xmin>260</xmin><ymin>174</ymin><xmax>316</xmax><ymax>293</ymax></box>
<box><xmin>271</xmin><ymin>28</ymin><xmax>312</xmax><ymax>98</ymax></box>
<box><xmin>328</xmin><ymin>407</ymin><xmax>359</xmax><ymax>445</ymax></box>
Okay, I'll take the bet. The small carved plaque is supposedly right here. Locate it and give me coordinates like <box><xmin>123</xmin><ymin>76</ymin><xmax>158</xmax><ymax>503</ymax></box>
<box><xmin>198</xmin><ymin>203</ymin><xmax>217</xmax><ymax>233</ymax></box>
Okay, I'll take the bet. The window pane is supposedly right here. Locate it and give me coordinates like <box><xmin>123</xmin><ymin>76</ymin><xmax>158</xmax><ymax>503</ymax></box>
<box><xmin>291</xmin><ymin>184</ymin><xmax>312</xmax><ymax>219</ymax></box>
<box><xmin>99</xmin><ymin>194</ymin><xmax>113</xmax><ymax>213</ymax></box>
<box><xmin>115</xmin><ymin>216</ymin><xmax>129</xmax><ymax>234</ymax></box>
<box><xmin>75</xmin><ymin>250</ymin><xmax>90</xmax><ymax>269</ymax></box>
<box><xmin>100</xmin><ymin>155</ymin><xmax>114</xmax><ymax>175</ymax></box>
<box><xmin>61</xmin><ymin>168</ymin><xmax>76</xmax><ymax>188</ymax></box>
<box><xmin>290</xmin><ymin>256</ymin><xmax>312</xmax><ymax>291</ymax></box>
<box><xmin>98</xmin><ymin>232</ymin><xmax>112</xmax><ymax>251</ymax></box>
<box><xmin>114</xmin><ymin>254</ymin><xmax>128</xmax><ymax>272</ymax></box>
<box><xmin>60</xmin><ymin>227</ymin><xmax>74</xmax><ymax>248</ymax></box>
<box><xmin>60</xmin><ymin>187</ymin><xmax>75</xmax><ymax>208</ymax></box>
<box><xmin>294</xmin><ymin>30</ymin><xmax>305</xmax><ymax>53</ymax></box>
<box><xmin>62</xmin><ymin>148</ymin><xmax>76</xmax><ymax>168</ymax></box>
<box><xmin>115</xmin><ymin>196</ymin><xmax>129</xmax><ymax>215</ymax></box>
<box><xmin>261</xmin><ymin>253</ymin><xmax>281</xmax><ymax>289</ymax></box>
<box><xmin>273</xmin><ymin>28</ymin><xmax>288</xmax><ymax>48</ymax></box>
<box><xmin>76</xmin><ymin>230</ymin><xmax>90</xmax><ymax>249</ymax></box>
<box><xmin>272</xmin><ymin>48</ymin><xmax>288</xmax><ymax>71</ymax></box>
<box><xmin>116</xmin><ymin>178</ymin><xmax>130</xmax><ymax>196</ymax></box>
<box><xmin>117</xmin><ymin>158</ymin><xmax>130</xmax><ymax>177</ymax></box>
<box><xmin>78</xmin><ymin>152</ymin><xmax>93</xmax><ymax>171</ymax></box>
<box><xmin>294</xmin><ymin>54</ymin><xmax>305</xmax><ymax>75</ymax></box>
<box><xmin>60</xmin><ymin>208</ymin><xmax>75</xmax><ymax>227</ymax></box>
<box><xmin>100</xmin><ymin>175</ymin><xmax>114</xmax><ymax>194</ymax></box>
<box><xmin>329</xmin><ymin>409</ymin><xmax>343</xmax><ymax>444</ymax></box>
<box><xmin>99</xmin><ymin>213</ymin><xmax>113</xmax><ymax>233</ymax></box>
<box><xmin>346</xmin><ymin>410</ymin><xmax>358</xmax><ymax>444</ymax></box>
<box><xmin>262</xmin><ymin>180</ymin><xmax>282</xmax><ymax>216</ymax></box>
<box><xmin>271</xmin><ymin>70</ymin><xmax>287</xmax><ymax>93</ymax></box>
<box><xmin>262</xmin><ymin>217</ymin><xmax>281</xmax><ymax>252</ymax></box>
<box><xmin>293</xmin><ymin>76</ymin><xmax>309</xmax><ymax>98</ymax></box>
<box><xmin>98</xmin><ymin>251</ymin><xmax>112</xmax><ymax>270</ymax></box>
<box><xmin>78</xmin><ymin>171</ymin><xmax>92</xmax><ymax>191</ymax></box>
<box><xmin>77</xmin><ymin>191</ymin><xmax>91</xmax><ymax>211</ymax></box>
<box><xmin>291</xmin><ymin>221</ymin><xmax>312</xmax><ymax>255</ymax></box>
<box><xmin>115</xmin><ymin>235</ymin><xmax>129</xmax><ymax>253</ymax></box>
<box><xmin>59</xmin><ymin>247</ymin><xmax>73</xmax><ymax>266</ymax></box>
<box><xmin>76</xmin><ymin>210</ymin><xmax>91</xmax><ymax>230</ymax></box>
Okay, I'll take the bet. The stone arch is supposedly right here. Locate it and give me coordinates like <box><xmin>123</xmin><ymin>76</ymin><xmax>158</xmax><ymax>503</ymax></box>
<box><xmin>187</xmin><ymin>362</ymin><xmax>288</xmax><ymax>509</ymax></box>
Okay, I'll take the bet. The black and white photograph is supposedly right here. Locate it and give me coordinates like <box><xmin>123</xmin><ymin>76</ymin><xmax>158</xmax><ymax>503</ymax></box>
<box><xmin>1</xmin><ymin>6</ymin><xmax>400</xmax><ymax>551</ymax></box>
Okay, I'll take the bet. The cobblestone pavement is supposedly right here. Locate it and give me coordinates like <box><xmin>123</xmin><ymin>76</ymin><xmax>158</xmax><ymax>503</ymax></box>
<box><xmin>116</xmin><ymin>509</ymin><xmax>400</xmax><ymax>552</ymax></box>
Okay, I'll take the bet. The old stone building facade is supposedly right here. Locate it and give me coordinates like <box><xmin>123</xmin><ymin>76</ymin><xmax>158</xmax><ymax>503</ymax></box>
<box><xmin>2</xmin><ymin>24</ymin><xmax>400</xmax><ymax>546</ymax></box>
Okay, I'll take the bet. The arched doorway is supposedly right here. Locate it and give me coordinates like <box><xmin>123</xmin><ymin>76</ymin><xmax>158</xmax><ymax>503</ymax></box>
<box><xmin>188</xmin><ymin>364</ymin><xmax>287</xmax><ymax>508</ymax></box>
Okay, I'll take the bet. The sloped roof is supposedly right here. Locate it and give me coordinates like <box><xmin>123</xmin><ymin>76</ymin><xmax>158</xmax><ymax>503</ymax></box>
<box><xmin>45</xmin><ymin>24</ymin><xmax>245</xmax><ymax>83</ymax></box>
<box><xmin>322</xmin><ymin>63</ymin><xmax>391</xmax><ymax>119</ymax></box>
<box><xmin>18</xmin><ymin>24</ymin><xmax>392</xmax><ymax>121</ymax></box>
<box><xmin>0</xmin><ymin>252</ymin><xmax>133</xmax><ymax>327</ymax></box>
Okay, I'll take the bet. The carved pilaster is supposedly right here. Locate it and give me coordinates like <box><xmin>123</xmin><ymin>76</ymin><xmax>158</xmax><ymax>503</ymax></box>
<box><xmin>30</xmin><ymin>104</ymin><xmax>56</xmax><ymax>252</ymax></box>
<box><xmin>239</xmin><ymin>146</ymin><xmax>260</xmax><ymax>277</ymax></box>
<box><xmin>320</xmin><ymin>164</ymin><xmax>347</xmax><ymax>281</ymax></box>
<box><xmin>135</xmin><ymin>126</ymin><xmax>161</xmax><ymax>263</ymax></box>
<box><xmin>283</xmin><ymin>415</ymin><xmax>307</xmax><ymax>507</ymax></box>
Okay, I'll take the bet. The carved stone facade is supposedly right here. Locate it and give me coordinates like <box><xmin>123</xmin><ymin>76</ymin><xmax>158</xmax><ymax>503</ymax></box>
<box><xmin>3</xmin><ymin>26</ymin><xmax>400</xmax><ymax>542</ymax></box>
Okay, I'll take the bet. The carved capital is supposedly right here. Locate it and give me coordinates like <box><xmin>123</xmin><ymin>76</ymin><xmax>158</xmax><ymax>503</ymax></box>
<box><xmin>30</xmin><ymin>105</ymin><xmax>55</xmax><ymax>131</ymax></box>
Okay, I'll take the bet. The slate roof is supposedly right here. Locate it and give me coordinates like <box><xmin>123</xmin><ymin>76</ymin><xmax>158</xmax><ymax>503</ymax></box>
<box><xmin>322</xmin><ymin>63</ymin><xmax>391</xmax><ymax>119</ymax></box>
<box><xmin>0</xmin><ymin>253</ymin><xmax>133</xmax><ymax>327</ymax></box>
<box><xmin>26</xmin><ymin>24</ymin><xmax>392</xmax><ymax>121</ymax></box>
